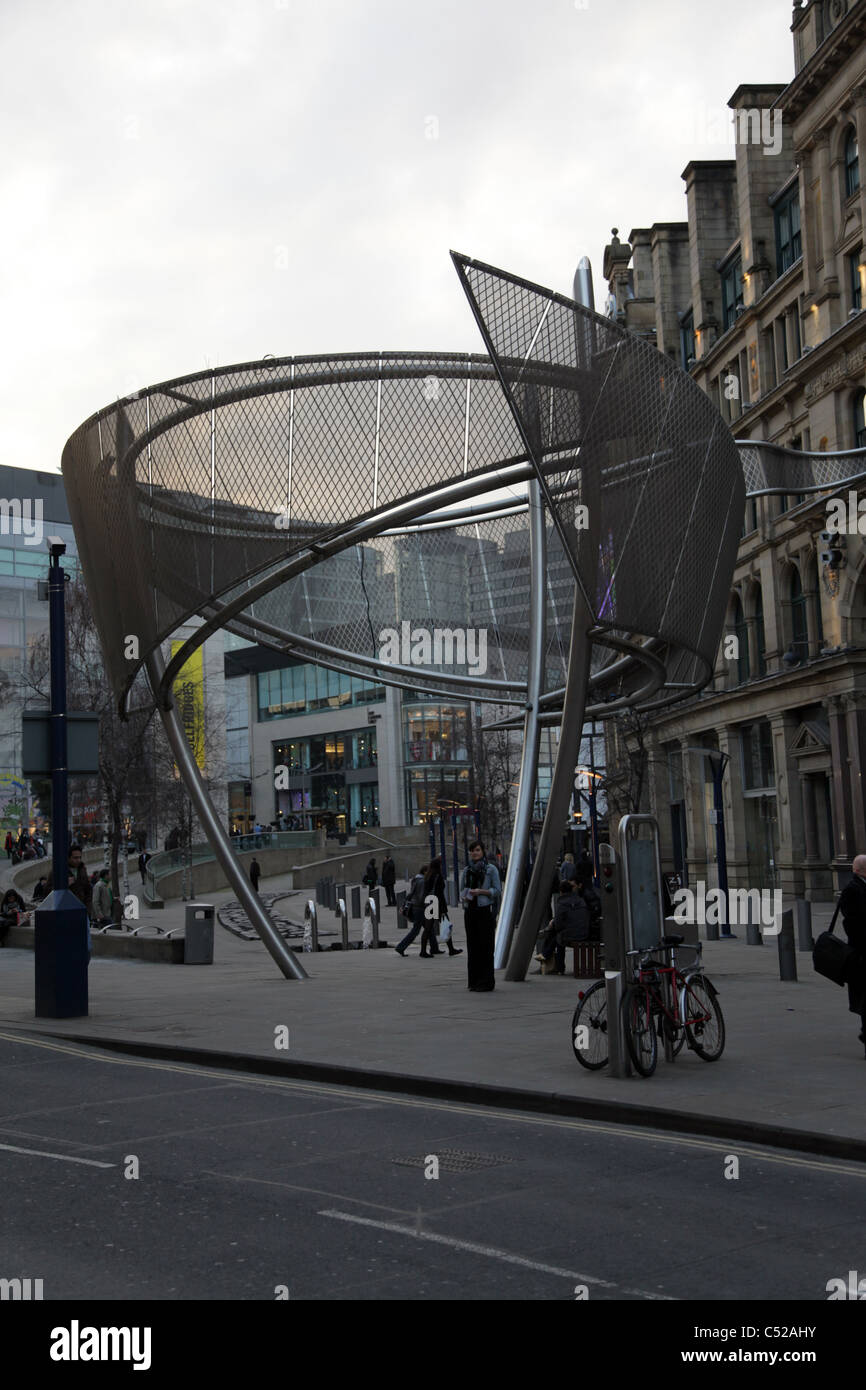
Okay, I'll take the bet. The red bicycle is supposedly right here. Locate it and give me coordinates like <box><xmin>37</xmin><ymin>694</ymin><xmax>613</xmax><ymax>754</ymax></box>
<box><xmin>621</xmin><ymin>935</ymin><xmax>725</xmax><ymax>1078</ymax></box>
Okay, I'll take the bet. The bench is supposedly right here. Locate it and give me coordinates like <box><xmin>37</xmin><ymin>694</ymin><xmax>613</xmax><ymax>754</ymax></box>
<box><xmin>570</xmin><ymin>941</ymin><xmax>603</xmax><ymax>978</ymax></box>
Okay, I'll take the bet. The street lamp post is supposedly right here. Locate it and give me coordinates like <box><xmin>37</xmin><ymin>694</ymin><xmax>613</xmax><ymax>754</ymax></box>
<box><xmin>686</xmin><ymin>746</ymin><xmax>733</xmax><ymax>939</ymax></box>
<box><xmin>575</xmin><ymin>767</ymin><xmax>603</xmax><ymax>887</ymax></box>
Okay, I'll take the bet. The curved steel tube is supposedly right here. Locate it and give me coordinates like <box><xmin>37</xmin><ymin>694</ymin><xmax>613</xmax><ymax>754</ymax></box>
<box><xmin>494</xmin><ymin>478</ymin><xmax>546</xmax><ymax>967</ymax></box>
<box><xmin>145</xmin><ymin>648</ymin><xmax>307</xmax><ymax>981</ymax></box>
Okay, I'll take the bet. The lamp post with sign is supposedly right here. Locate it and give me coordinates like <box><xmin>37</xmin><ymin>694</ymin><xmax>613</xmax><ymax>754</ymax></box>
<box><xmin>686</xmin><ymin>747</ymin><xmax>733</xmax><ymax>939</ymax></box>
<box><xmin>574</xmin><ymin>766</ymin><xmax>604</xmax><ymax>887</ymax></box>
<box><xmin>26</xmin><ymin>539</ymin><xmax>100</xmax><ymax>1017</ymax></box>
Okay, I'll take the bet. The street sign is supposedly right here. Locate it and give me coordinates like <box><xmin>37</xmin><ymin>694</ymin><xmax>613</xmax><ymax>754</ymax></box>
<box><xmin>22</xmin><ymin>711</ymin><xmax>100</xmax><ymax>777</ymax></box>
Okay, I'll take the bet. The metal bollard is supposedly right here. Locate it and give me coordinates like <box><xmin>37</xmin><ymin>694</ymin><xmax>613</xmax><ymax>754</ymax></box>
<box><xmin>794</xmin><ymin>899</ymin><xmax>813</xmax><ymax>952</ymax></box>
<box><xmin>303</xmin><ymin>900</ymin><xmax>318</xmax><ymax>952</ymax></box>
<box><xmin>777</xmin><ymin>907</ymin><xmax>798</xmax><ymax>981</ymax></box>
<box><xmin>745</xmin><ymin>894</ymin><xmax>762</xmax><ymax>946</ymax></box>
<box><xmin>337</xmin><ymin>883</ymin><xmax>347</xmax><ymax>912</ymax></box>
<box><xmin>364</xmin><ymin>896</ymin><xmax>379</xmax><ymax>948</ymax></box>
<box><xmin>350</xmin><ymin>886</ymin><xmax>361</xmax><ymax>919</ymax></box>
<box><xmin>604</xmin><ymin>970</ymin><xmax>631</xmax><ymax>1078</ymax></box>
<box><xmin>315</xmin><ymin>878</ymin><xmax>324</xmax><ymax>905</ymax></box>
<box><xmin>337</xmin><ymin>897</ymin><xmax>349</xmax><ymax>950</ymax></box>
<box><xmin>396</xmin><ymin>889</ymin><xmax>407</xmax><ymax>915</ymax></box>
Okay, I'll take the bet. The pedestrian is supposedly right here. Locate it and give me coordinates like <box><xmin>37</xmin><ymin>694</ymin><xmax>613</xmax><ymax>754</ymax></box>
<box><xmin>138</xmin><ymin>850</ymin><xmax>150</xmax><ymax>885</ymax></box>
<box><xmin>837</xmin><ymin>854</ymin><xmax>866</xmax><ymax>1059</ymax></box>
<box><xmin>44</xmin><ymin>843</ymin><xmax>93</xmax><ymax>917</ymax></box>
<box><xmin>92</xmin><ymin>870</ymin><xmax>113</xmax><ymax>926</ymax></box>
<box><xmin>559</xmin><ymin>852</ymin><xmax>576</xmax><ymax>884</ymax></box>
<box><xmin>381</xmin><ymin>854</ymin><xmax>397</xmax><ymax>906</ymax></box>
<box><xmin>394</xmin><ymin>863</ymin><xmax>429</xmax><ymax>956</ymax></box>
<box><xmin>4</xmin><ymin>830</ymin><xmax>13</xmax><ymax>860</ymax></box>
<box><xmin>0</xmin><ymin>888</ymin><xmax>26</xmax><ymax>946</ymax></box>
<box><xmin>363</xmin><ymin>857</ymin><xmax>378</xmax><ymax>889</ymax></box>
<box><xmin>250</xmin><ymin>857</ymin><xmax>261</xmax><ymax>892</ymax></box>
<box><xmin>459</xmin><ymin>840</ymin><xmax>501</xmax><ymax>991</ymax></box>
<box><xmin>426</xmin><ymin>856</ymin><xmax>462</xmax><ymax>958</ymax></box>
<box><xmin>32</xmin><ymin>876</ymin><xmax>48</xmax><ymax>903</ymax></box>
<box><xmin>535</xmin><ymin>879</ymin><xmax>591</xmax><ymax>975</ymax></box>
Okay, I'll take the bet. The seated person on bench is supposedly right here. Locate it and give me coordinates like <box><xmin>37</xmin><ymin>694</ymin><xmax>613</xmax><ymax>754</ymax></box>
<box><xmin>536</xmin><ymin>879</ymin><xmax>591</xmax><ymax>975</ymax></box>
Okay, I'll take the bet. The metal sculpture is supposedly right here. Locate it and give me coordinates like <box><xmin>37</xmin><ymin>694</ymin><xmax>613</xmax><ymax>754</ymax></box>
<box><xmin>63</xmin><ymin>256</ymin><xmax>853</xmax><ymax>980</ymax></box>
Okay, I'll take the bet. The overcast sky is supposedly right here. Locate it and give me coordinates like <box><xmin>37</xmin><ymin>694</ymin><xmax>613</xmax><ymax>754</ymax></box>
<box><xmin>0</xmin><ymin>0</ymin><xmax>794</xmax><ymax>476</ymax></box>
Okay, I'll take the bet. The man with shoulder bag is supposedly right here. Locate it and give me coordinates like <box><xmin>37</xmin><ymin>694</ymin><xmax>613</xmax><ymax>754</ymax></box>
<box><xmin>834</xmin><ymin>855</ymin><xmax>866</xmax><ymax>1059</ymax></box>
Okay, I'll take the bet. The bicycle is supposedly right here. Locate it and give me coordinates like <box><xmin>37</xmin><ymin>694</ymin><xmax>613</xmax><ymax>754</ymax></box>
<box><xmin>571</xmin><ymin>933</ymin><xmax>690</xmax><ymax>1071</ymax></box>
<box><xmin>621</xmin><ymin>934</ymin><xmax>725</xmax><ymax>1078</ymax></box>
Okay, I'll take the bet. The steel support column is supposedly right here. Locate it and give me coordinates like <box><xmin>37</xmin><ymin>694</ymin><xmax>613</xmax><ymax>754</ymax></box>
<box><xmin>145</xmin><ymin>648</ymin><xmax>307</xmax><ymax>981</ymax></box>
<box><xmin>494</xmin><ymin>477</ymin><xmax>546</xmax><ymax>967</ymax></box>
<box><xmin>505</xmin><ymin>603</ymin><xmax>595</xmax><ymax>981</ymax></box>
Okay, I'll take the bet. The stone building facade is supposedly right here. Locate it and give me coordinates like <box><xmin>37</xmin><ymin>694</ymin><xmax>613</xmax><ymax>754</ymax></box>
<box><xmin>603</xmin><ymin>0</ymin><xmax>866</xmax><ymax>899</ymax></box>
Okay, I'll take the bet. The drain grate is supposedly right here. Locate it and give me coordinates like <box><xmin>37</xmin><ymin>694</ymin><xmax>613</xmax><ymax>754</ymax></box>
<box><xmin>391</xmin><ymin>1149</ymin><xmax>514</xmax><ymax>1173</ymax></box>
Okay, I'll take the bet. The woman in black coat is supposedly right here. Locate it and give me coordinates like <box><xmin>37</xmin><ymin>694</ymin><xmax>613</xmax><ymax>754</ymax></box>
<box><xmin>424</xmin><ymin>857</ymin><xmax>462</xmax><ymax>958</ymax></box>
<box><xmin>838</xmin><ymin>859</ymin><xmax>866</xmax><ymax>1058</ymax></box>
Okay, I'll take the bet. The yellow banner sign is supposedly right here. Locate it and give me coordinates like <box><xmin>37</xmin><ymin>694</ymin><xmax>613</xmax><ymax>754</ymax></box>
<box><xmin>170</xmin><ymin>642</ymin><xmax>205</xmax><ymax>771</ymax></box>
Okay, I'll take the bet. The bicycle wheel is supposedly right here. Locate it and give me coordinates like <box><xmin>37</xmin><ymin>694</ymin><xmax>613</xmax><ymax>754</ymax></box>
<box><xmin>621</xmin><ymin>985</ymin><xmax>657</xmax><ymax>1077</ymax></box>
<box><xmin>571</xmin><ymin>981</ymin><xmax>608</xmax><ymax>1070</ymax></box>
<box><xmin>682</xmin><ymin>974</ymin><xmax>725</xmax><ymax>1061</ymax></box>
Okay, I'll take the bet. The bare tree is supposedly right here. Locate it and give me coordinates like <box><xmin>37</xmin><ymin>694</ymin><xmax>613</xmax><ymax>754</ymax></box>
<box><xmin>601</xmin><ymin>706</ymin><xmax>657</xmax><ymax>824</ymax></box>
<box><xmin>19</xmin><ymin>581</ymin><xmax>157</xmax><ymax>918</ymax></box>
<box><xmin>467</xmin><ymin>703</ymin><xmax>523</xmax><ymax>852</ymax></box>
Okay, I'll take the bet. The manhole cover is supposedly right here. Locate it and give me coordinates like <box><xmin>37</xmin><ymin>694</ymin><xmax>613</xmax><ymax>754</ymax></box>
<box><xmin>391</xmin><ymin>1149</ymin><xmax>514</xmax><ymax>1173</ymax></box>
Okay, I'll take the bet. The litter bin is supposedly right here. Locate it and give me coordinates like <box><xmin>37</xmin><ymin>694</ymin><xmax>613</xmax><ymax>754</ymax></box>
<box><xmin>184</xmin><ymin>903</ymin><xmax>215</xmax><ymax>964</ymax></box>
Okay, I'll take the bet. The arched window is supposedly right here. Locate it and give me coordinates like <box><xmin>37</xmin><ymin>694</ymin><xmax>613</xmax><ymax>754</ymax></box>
<box><xmin>846</xmin><ymin>127</ymin><xmax>860</xmax><ymax>199</ymax></box>
<box><xmin>732</xmin><ymin>592</ymin><xmax>750</xmax><ymax>683</ymax></box>
<box><xmin>790</xmin><ymin>567</ymin><xmax>809</xmax><ymax>660</ymax></box>
<box><xmin>854</xmin><ymin>388</ymin><xmax>866</xmax><ymax>449</ymax></box>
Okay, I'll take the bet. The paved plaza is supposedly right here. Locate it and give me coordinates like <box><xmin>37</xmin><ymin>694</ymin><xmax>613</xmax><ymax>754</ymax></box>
<box><xmin>1</xmin><ymin>862</ymin><xmax>861</xmax><ymax>1158</ymax></box>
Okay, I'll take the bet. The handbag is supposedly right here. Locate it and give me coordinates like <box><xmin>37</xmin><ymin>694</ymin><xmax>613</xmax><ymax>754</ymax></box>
<box><xmin>439</xmin><ymin>917</ymin><xmax>452</xmax><ymax>942</ymax></box>
<box><xmin>813</xmin><ymin>902</ymin><xmax>854</xmax><ymax>987</ymax></box>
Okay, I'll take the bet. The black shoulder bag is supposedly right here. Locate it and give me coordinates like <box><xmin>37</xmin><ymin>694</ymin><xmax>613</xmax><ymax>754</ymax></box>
<box><xmin>813</xmin><ymin>901</ymin><xmax>855</xmax><ymax>987</ymax></box>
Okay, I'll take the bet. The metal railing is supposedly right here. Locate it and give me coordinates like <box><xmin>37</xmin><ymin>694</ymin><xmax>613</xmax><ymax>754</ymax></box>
<box><xmin>144</xmin><ymin>830</ymin><xmax>318</xmax><ymax>901</ymax></box>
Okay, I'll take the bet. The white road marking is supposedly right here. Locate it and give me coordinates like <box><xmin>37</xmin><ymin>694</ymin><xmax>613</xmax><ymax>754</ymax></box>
<box><xmin>318</xmin><ymin>1208</ymin><xmax>676</xmax><ymax>1299</ymax></box>
<box><xmin>0</xmin><ymin>1141</ymin><xmax>115</xmax><ymax>1168</ymax></box>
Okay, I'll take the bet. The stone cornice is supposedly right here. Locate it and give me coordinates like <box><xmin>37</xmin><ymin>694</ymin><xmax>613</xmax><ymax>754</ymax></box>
<box><xmin>642</xmin><ymin>654</ymin><xmax>866</xmax><ymax>736</ymax></box>
<box><xmin>803</xmin><ymin>336</ymin><xmax>866</xmax><ymax>402</ymax></box>
<box><xmin>780</xmin><ymin>4</ymin><xmax>866</xmax><ymax>124</ymax></box>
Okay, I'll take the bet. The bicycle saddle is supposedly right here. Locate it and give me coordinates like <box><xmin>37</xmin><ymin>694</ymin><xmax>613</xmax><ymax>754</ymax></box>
<box><xmin>662</xmin><ymin>933</ymin><xmax>685</xmax><ymax>946</ymax></box>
